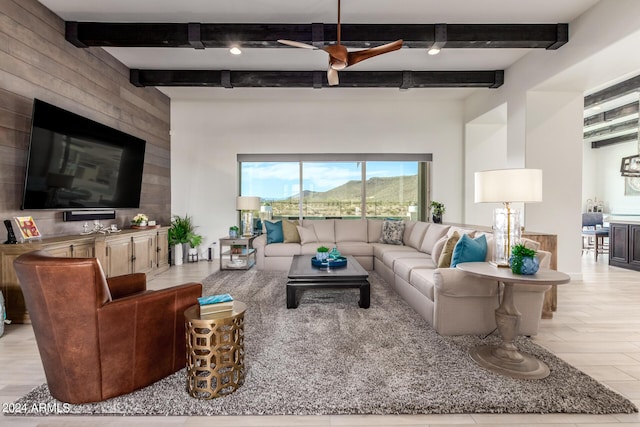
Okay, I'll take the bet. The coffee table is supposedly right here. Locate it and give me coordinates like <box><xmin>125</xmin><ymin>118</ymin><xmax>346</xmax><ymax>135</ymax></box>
<box><xmin>456</xmin><ymin>262</ymin><xmax>570</xmax><ymax>379</ymax></box>
<box><xmin>286</xmin><ymin>255</ymin><xmax>370</xmax><ymax>309</ymax></box>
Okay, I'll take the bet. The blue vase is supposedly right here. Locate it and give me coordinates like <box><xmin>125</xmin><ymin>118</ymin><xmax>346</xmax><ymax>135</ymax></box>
<box><xmin>316</xmin><ymin>252</ymin><xmax>329</xmax><ymax>262</ymax></box>
<box><xmin>509</xmin><ymin>255</ymin><xmax>540</xmax><ymax>275</ymax></box>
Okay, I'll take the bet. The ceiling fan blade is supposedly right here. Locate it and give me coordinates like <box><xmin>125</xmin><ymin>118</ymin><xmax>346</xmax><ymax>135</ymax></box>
<box><xmin>277</xmin><ymin>39</ymin><xmax>318</xmax><ymax>49</ymax></box>
<box><xmin>346</xmin><ymin>39</ymin><xmax>404</xmax><ymax>67</ymax></box>
<box><xmin>327</xmin><ymin>67</ymin><xmax>339</xmax><ymax>86</ymax></box>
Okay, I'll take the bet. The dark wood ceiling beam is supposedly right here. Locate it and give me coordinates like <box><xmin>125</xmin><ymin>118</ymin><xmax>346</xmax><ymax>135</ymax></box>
<box><xmin>66</xmin><ymin>22</ymin><xmax>568</xmax><ymax>49</ymax></box>
<box><xmin>130</xmin><ymin>69</ymin><xmax>504</xmax><ymax>89</ymax></box>
<box><xmin>591</xmin><ymin>133</ymin><xmax>638</xmax><ymax>149</ymax></box>
<box><xmin>584</xmin><ymin>119</ymin><xmax>638</xmax><ymax>140</ymax></box>
<box><xmin>585</xmin><ymin>75</ymin><xmax>640</xmax><ymax>108</ymax></box>
<box><xmin>584</xmin><ymin>102</ymin><xmax>639</xmax><ymax>126</ymax></box>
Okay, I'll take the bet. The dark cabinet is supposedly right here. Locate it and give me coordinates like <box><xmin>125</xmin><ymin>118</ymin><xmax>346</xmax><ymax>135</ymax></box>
<box><xmin>609</xmin><ymin>223</ymin><xmax>640</xmax><ymax>271</ymax></box>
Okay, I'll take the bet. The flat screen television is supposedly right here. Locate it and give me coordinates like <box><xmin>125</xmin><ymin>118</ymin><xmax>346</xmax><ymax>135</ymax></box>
<box><xmin>21</xmin><ymin>99</ymin><xmax>146</xmax><ymax>210</ymax></box>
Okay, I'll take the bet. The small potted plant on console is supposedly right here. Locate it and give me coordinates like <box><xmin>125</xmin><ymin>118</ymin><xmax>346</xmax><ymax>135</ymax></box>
<box><xmin>509</xmin><ymin>243</ymin><xmax>539</xmax><ymax>275</ymax></box>
<box><xmin>430</xmin><ymin>201</ymin><xmax>445</xmax><ymax>223</ymax></box>
<box><xmin>229</xmin><ymin>225</ymin><xmax>239</xmax><ymax>238</ymax></box>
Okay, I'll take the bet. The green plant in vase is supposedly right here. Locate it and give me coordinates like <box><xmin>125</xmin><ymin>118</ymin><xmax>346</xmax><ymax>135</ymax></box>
<box><xmin>430</xmin><ymin>201</ymin><xmax>445</xmax><ymax>223</ymax></box>
<box><xmin>316</xmin><ymin>245</ymin><xmax>329</xmax><ymax>261</ymax></box>
<box><xmin>229</xmin><ymin>225</ymin><xmax>239</xmax><ymax>238</ymax></box>
<box><xmin>509</xmin><ymin>243</ymin><xmax>539</xmax><ymax>275</ymax></box>
<box><xmin>168</xmin><ymin>214</ymin><xmax>194</xmax><ymax>266</ymax></box>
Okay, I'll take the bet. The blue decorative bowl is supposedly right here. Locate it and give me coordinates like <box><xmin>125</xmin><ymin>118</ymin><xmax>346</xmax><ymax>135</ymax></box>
<box><xmin>311</xmin><ymin>256</ymin><xmax>347</xmax><ymax>268</ymax></box>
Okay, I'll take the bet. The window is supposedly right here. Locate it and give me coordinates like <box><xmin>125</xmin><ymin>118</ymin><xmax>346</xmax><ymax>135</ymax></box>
<box><xmin>238</xmin><ymin>154</ymin><xmax>431</xmax><ymax>220</ymax></box>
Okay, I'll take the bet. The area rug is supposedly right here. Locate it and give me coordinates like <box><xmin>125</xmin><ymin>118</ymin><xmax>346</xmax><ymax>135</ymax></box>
<box><xmin>12</xmin><ymin>269</ymin><xmax>637</xmax><ymax>416</ymax></box>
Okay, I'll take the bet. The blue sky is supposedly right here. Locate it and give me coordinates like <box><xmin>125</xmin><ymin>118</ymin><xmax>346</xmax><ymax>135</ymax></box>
<box><xmin>241</xmin><ymin>161</ymin><xmax>418</xmax><ymax>200</ymax></box>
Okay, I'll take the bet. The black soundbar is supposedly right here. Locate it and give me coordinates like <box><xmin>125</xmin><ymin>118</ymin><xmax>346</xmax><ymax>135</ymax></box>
<box><xmin>62</xmin><ymin>210</ymin><xmax>116</xmax><ymax>222</ymax></box>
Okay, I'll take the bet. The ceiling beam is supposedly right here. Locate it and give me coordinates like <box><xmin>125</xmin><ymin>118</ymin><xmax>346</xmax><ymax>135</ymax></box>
<box><xmin>129</xmin><ymin>69</ymin><xmax>504</xmax><ymax>89</ymax></box>
<box><xmin>66</xmin><ymin>22</ymin><xmax>568</xmax><ymax>50</ymax></box>
<box><xmin>584</xmin><ymin>119</ymin><xmax>638</xmax><ymax>140</ymax></box>
<box><xmin>584</xmin><ymin>102</ymin><xmax>639</xmax><ymax>127</ymax></box>
<box><xmin>591</xmin><ymin>133</ymin><xmax>639</xmax><ymax>149</ymax></box>
<box><xmin>585</xmin><ymin>75</ymin><xmax>640</xmax><ymax>108</ymax></box>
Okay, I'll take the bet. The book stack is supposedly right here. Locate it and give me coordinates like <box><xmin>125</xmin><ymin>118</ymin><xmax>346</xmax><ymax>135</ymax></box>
<box><xmin>198</xmin><ymin>293</ymin><xmax>234</xmax><ymax>316</ymax></box>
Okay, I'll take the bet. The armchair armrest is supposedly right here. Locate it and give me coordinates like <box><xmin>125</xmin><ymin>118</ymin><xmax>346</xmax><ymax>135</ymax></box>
<box><xmin>107</xmin><ymin>273</ymin><xmax>147</xmax><ymax>300</ymax></box>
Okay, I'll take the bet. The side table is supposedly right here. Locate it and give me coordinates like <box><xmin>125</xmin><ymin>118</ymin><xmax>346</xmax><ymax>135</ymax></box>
<box><xmin>456</xmin><ymin>262</ymin><xmax>570</xmax><ymax>379</ymax></box>
<box><xmin>184</xmin><ymin>301</ymin><xmax>247</xmax><ymax>399</ymax></box>
<box><xmin>219</xmin><ymin>235</ymin><xmax>257</xmax><ymax>270</ymax></box>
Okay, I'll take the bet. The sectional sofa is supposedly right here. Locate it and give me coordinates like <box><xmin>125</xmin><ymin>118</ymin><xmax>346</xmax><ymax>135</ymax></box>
<box><xmin>252</xmin><ymin>219</ymin><xmax>551</xmax><ymax>336</ymax></box>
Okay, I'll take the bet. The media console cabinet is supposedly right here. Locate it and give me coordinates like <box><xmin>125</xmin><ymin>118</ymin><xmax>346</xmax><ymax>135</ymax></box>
<box><xmin>0</xmin><ymin>227</ymin><xmax>170</xmax><ymax>324</ymax></box>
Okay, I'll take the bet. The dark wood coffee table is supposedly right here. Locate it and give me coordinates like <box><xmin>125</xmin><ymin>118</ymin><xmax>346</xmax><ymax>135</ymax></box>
<box><xmin>286</xmin><ymin>255</ymin><xmax>370</xmax><ymax>309</ymax></box>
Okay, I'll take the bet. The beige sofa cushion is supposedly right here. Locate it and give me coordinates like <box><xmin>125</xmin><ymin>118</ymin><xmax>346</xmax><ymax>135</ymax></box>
<box><xmin>371</xmin><ymin>243</ymin><xmax>417</xmax><ymax>259</ymax></box>
<box><xmin>406</xmin><ymin>222</ymin><xmax>430</xmax><ymax>249</ymax></box>
<box><xmin>420</xmin><ymin>223</ymin><xmax>450</xmax><ymax>254</ymax></box>
<box><xmin>297</xmin><ymin>225</ymin><xmax>318</xmax><ymax>244</ymax></box>
<box><xmin>335</xmin><ymin>219</ymin><xmax>367</xmax><ymax>242</ymax></box>
<box><xmin>403</xmin><ymin>221</ymin><xmax>417</xmax><ymax>245</ymax></box>
<box><xmin>307</xmin><ymin>220</ymin><xmax>335</xmax><ymax>242</ymax></box>
<box><xmin>409</xmin><ymin>268</ymin><xmax>436</xmax><ymax>301</ymax></box>
<box><xmin>336</xmin><ymin>242</ymin><xmax>374</xmax><ymax>256</ymax></box>
<box><xmin>264</xmin><ymin>242</ymin><xmax>301</xmax><ymax>256</ymax></box>
<box><xmin>393</xmin><ymin>257</ymin><xmax>435</xmax><ymax>282</ymax></box>
<box><xmin>382</xmin><ymin>250</ymin><xmax>428</xmax><ymax>269</ymax></box>
<box><xmin>447</xmin><ymin>226</ymin><xmax>476</xmax><ymax>238</ymax></box>
<box><xmin>431</xmin><ymin>235</ymin><xmax>447</xmax><ymax>264</ymax></box>
<box><xmin>367</xmin><ymin>219</ymin><xmax>383</xmax><ymax>243</ymax></box>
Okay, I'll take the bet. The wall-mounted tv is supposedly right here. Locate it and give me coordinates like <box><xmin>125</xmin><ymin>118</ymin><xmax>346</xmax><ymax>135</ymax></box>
<box><xmin>21</xmin><ymin>99</ymin><xmax>146</xmax><ymax>210</ymax></box>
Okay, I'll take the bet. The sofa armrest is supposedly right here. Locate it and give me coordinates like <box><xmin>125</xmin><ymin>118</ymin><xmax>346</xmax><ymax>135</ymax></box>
<box><xmin>253</xmin><ymin>234</ymin><xmax>267</xmax><ymax>248</ymax></box>
<box><xmin>433</xmin><ymin>268</ymin><xmax>500</xmax><ymax>298</ymax></box>
<box><xmin>107</xmin><ymin>273</ymin><xmax>147</xmax><ymax>299</ymax></box>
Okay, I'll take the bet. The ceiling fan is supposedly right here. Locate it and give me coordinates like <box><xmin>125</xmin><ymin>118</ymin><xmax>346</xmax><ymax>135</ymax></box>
<box><xmin>278</xmin><ymin>0</ymin><xmax>403</xmax><ymax>86</ymax></box>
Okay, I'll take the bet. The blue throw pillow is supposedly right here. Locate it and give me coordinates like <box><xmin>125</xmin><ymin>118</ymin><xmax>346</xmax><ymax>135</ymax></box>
<box><xmin>450</xmin><ymin>234</ymin><xmax>487</xmax><ymax>267</ymax></box>
<box><xmin>264</xmin><ymin>220</ymin><xmax>284</xmax><ymax>244</ymax></box>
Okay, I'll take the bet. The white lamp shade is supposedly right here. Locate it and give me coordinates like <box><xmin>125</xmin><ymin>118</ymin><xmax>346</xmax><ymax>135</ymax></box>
<box><xmin>236</xmin><ymin>196</ymin><xmax>261</xmax><ymax>211</ymax></box>
<box><xmin>474</xmin><ymin>168</ymin><xmax>543</xmax><ymax>203</ymax></box>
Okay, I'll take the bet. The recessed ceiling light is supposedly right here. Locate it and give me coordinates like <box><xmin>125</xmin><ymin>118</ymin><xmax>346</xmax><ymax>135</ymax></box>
<box><xmin>229</xmin><ymin>47</ymin><xmax>242</xmax><ymax>55</ymax></box>
<box><xmin>592</xmin><ymin>105</ymin><xmax>601</xmax><ymax>110</ymax></box>
<box><xmin>428</xmin><ymin>47</ymin><xmax>441</xmax><ymax>55</ymax></box>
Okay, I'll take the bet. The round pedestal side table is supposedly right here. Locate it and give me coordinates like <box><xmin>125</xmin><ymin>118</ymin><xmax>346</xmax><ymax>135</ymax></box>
<box><xmin>184</xmin><ymin>301</ymin><xmax>247</xmax><ymax>399</ymax></box>
<box><xmin>456</xmin><ymin>262</ymin><xmax>570</xmax><ymax>380</ymax></box>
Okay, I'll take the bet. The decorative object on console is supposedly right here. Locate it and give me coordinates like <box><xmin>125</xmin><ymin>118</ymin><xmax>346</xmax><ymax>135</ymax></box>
<box><xmin>430</xmin><ymin>201</ymin><xmax>446</xmax><ymax>223</ymax></box>
<box><xmin>229</xmin><ymin>226</ymin><xmax>239</xmax><ymax>238</ymax></box>
<box><xmin>509</xmin><ymin>243</ymin><xmax>540</xmax><ymax>275</ymax></box>
<box><xmin>131</xmin><ymin>213</ymin><xmax>148</xmax><ymax>226</ymax></box>
<box><xmin>3</xmin><ymin>219</ymin><xmax>18</xmax><ymax>244</ymax></box>
<box><xmin>474</xmin><ymin>168</ymin><xmax>543</xmax><ymax>267</ymax></box>
<box><xmin>236</xmin><ymin>196</ymin><xmax>260</xmax><ymax>237</ymax></box>
<box><xmin>316</xmin><ymin>246</ymin><xmax>330</xmax><ymax>261</ymax></box>
<box><xmin>13</xmin><ymin>216</ymin><xmax>41</xmax><ymax>242</ymax></box>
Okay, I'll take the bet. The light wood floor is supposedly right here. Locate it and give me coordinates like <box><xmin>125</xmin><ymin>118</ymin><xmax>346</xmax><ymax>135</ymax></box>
<box><xmin>2</xmin><ymin>254</ymin><xmax>640</xmax><ymax>426</ymax></box>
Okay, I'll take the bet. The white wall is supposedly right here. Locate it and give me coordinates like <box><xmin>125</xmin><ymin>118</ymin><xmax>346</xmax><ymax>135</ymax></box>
<box><xmin>171</xmin><ymin>91</ymin><xmax>464</xmax><ymax>257</ymax></box>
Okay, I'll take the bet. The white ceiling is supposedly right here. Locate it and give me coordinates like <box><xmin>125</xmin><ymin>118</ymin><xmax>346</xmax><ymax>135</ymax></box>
<box><xmin>38</xmin><ymin>0</ymin><xmax>601</xmax><ymax>100</ymax></box>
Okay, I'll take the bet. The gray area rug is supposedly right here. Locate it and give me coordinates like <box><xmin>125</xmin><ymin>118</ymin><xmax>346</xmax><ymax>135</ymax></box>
<box><xmin>12</xmin><ymin>269</ymin><xmax>637</xmax><ymax>416</ymax></box>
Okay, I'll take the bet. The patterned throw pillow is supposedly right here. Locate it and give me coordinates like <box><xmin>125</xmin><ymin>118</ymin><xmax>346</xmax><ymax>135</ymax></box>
<box><xmin>378</xmin><ymin>220</ymin><xmax>405</xmax><ymax>245</ymax></box>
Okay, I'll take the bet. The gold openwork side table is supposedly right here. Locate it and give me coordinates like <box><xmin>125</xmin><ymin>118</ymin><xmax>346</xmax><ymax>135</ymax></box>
<box><xmin>184</xmin><ymin>301</ymin><xmax>246</xmax><ymax>399</ymax></box>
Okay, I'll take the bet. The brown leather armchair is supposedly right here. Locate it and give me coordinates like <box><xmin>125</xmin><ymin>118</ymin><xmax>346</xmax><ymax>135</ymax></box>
<box><xmin>13</xmin><ymin>250</ymin><xmax>202</xmax><ymax>404</ymax></box>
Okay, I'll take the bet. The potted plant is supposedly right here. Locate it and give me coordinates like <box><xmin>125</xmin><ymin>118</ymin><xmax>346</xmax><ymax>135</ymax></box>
<box><xmin>168</xmin><ymin>214</ymin><xmax>194</xmax><ymax>265</ymax></box>
<box><xmin>316</xmin><ymin>245</ymin><xmax>330</xmax><ymax>261</ymax></box>
<box><xmin>509</xmin><ymin>243</ymin><xmax>539</xmax><ymax>275</ymax></box>
<box><xmin>131</xmin><ymin>213</ymin><xmax>148</xmax><ymax>227</ymax></box>
<box><xmin>430</xmin><ymin>201</ymin><xmax>445</xmax><ymax>223</ymax></box>
<box><xmin>229</xmin><ymin>225</ymin><xmax>239</xmax><ymax>238</ymax></box>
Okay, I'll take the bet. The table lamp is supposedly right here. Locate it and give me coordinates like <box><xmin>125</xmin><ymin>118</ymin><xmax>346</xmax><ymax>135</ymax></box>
<box><xmin>474</xmin><ymin>168</ymin><xmax>542</xmax><ymax>267</ymax></box>
<box><xmin>236</xmin><ymin>196</ymin><xmax>261</xmax><ymax>237</ymax></box>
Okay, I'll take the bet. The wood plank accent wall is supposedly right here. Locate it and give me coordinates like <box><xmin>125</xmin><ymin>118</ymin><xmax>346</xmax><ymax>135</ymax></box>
<box><xmin>0</xmin><ymin>0</ymin><xmax>171</xmax><ymax>238</ymax></box>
